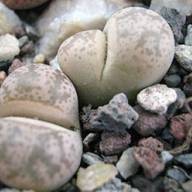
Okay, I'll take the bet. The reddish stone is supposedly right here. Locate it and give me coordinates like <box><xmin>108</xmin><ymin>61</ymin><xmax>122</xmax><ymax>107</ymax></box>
<box><xmin>170</xmin><ymin>113</ymin><xmax>192</xmax><ymax>140</ymax></box>
<box><xmin>138</xmin><ymin>137</ymin><xmax>164</xmax><ymax>153</ymax></box>
<box><xmin>133</xmin><ymin>106</ymin><xmax>167</xmax><ymax>136</ymax></box>
<box><xmin>133</xmin><ymin>147</ymin><xmax>165</xmax><ymax>179</ymax></box>
<box><xmin>99</xmin><ymin>132</ymin><xmax>131</xmax><ymax>155</ymax></box>
<box><xmin>8</xmin><ymin>59</ymin><xmax>25</xmax><ymax>74</ymax></box>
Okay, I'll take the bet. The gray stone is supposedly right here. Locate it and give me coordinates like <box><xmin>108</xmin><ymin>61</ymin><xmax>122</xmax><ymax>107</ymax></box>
<box><xmin>185</xmin><ymin>25</ymin><xmax>192</xmax><ymax>46</ymax></box>
<box><xmin>175</xmin><ymin>154</ymin><xmax>192</xmax><ymax>168</ymax></box>
<box><xmin>161</xmin><ymin>151</ymin><xmax>173</xmax><ymax>163</ymax></box>
<box><xmin>96</xmin><ymin>178</ymin><xmax>140</xmax><ymax>192</ymax></box>
<box><xmin>137</xmin><ymin>84</ymin><xmax>177</xmax><ymax>115</ymax></box>
<box><xmin>82</xmin><ymin>93</ymin><xmax>139</xmax><ymax>132</ymax></box>
<box><xmin>159</xmin><ymin>7</ymin><xmax>186</xmax><ymax>43</ymax></box>
<box><xmin>82</xmin><ymin>152</ymin><xmax>103</xmax><ymax>165</ymax></box>
<box><xmin>175</xmin><ymin>45</ymin><xmax>192</xmax><ymax>72</ymax></box>
<box><xmin>164</xmin><ymin>74</ymin><xmax>181</xmax><ymax>87</ymax></box>
<box><xmin>167</xmin><ymin>167</ymin><xmax>187</xmax><ymax>182</ymax></box>
<box><xmin>116</xmin><ymin>148</ymin><xmax>139</xmax><ymax>179</ymax></box>
<box><xmin>182</xmin><ymin>180</ymin><xmax>192</xmax><ymax>192</ymax></box>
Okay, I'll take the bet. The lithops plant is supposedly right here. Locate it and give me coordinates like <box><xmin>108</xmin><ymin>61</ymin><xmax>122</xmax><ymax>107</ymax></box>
<box><xmin>57</xmin><ymin>7</ymin><xmax>175</xmax><ymax>106</ymax></box>
<box><xmin>36</xmin><ymin>0</ymin><xmax>142</xmax><ymax>59</ymax></box>
<box><xmin>0</xmin><ymin>2</ymin><xmax>22</xmax><ymax>35</ymax></box>
<box><xmin>0</xmin><ymin>64</ymin><xmax>82</xmax><ymax>191</ymax></box>
<box><xmin>1</xmin><ymin>0</ymin><xmax>50</xmax><ymax>10</ymax></box>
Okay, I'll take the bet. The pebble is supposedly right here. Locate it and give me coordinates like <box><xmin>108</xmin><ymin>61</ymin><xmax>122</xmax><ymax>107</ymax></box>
<box><xmin>175</xmin><ymin>154</ymin><xmax>192</xmax><ymax>168</ymax></box>
<box><xmin>18</xmin><ymin>36</ymin><xmax>29</xmax><ymax>48</ymax></box>
<box><xmin>102</xmin><ymin>155</ymin><xmax>118</xmax><ymax>164</ymax></box>
<box><xmin>33</xmin><ymin>54</ymin><xmax>45</xmax><ymax>64</ymax></box>
<box><xmin>82</xmin><ymin>93</ymin><xmax>139</xmax><ymax>132</ymax></box>
<box><xmin>163</xmin><ymin>177</ymin><xmax>184</xmax><ymax>192</ymax></box>
<box><xmin>8</xmin><ymin>58</ymin><xmax>25</xmax><ymax>74</ymax></box>
<box><xmin>20</xmin><ymin>41</ymin><xmax>34</xmax><ymax>55</ymax></box>
<box><xmin>167</xmin><ymin>88</ymin><xmax>186</xmax><ymax>118</ymax></box>
<box><xmin>167</xmin><ymin>63</ymin><xmax>179</xmax><ymax>75</ymax></box>
<box><xmin>183</xmin><ymin>73</ymin><xmax>192</xmax><ymax>96</ymax></box>
<box><xmin>116</xmin><ymin>148</ymin><xmax>139</xmax><ymax>179</ymax></box>
<box><xmin>159</xmin><ymin>7</ymin><xmax>186</xmax><ymax>43</ymax></box>
<box><xmin>161</xmin><ymin>151</ymin><xmax>173</xmax><ymax>163</ymax></box>
<box><xmin>182</xmin><ymin>180</ymin><xmax>192</xmax><ymax>192</ymax></box>
<box><xmin>166</xmin><ymin>167</ymin><xmax>187</xmax><ymax>182</ymax></box>
<box><xmin>133</xmin><ymin>147</ymin><xmax>165</xmax><ymax>179</ymax></box>
<box><xmin>82</xmin><ymin>152</ymin><xmax>103</xmax><ymax>166</ymax></box>
<box><xmin>0</xmin><ymin>34</ymin><xmax>20</xmax><ymax>62</ymax></box>
<box><xmin>185</xmin><ymin>24</ymin><xmax>192</xmax><ymax>46</ymax></box>
<box><xmin>137</xmin><ymin>84</ymin><xmax>177</xmax><ymax>115</ymax></box>
<box><xmin>133</xmin><ymin>105</ymin><xmax>167</xmax><ymax>136</ymax></box>
<box><xmin>99</xmin><ymin>131</ymin><xmax>131</xmax><ymax>155</ymax></box>
<box><xmin>0</xmin><ymin>71</ymin><xmax>6</xmax><ymax>86</ymax></box>
<box><xmin>164</xmin><ymin>74</ymin><xmax>181</xmax><ymax>87</ymax></box>
<box><xmin>138</xmin><ymin>137</ymin><xmax>164</xmax><ymax>153</ymax></box>
<box><xmin>170</xmin><ymin>113</ymin><xmax>192</xmax><ymax>140</ymax></box>
<box><xmin>83</xmin><ymin>133</ymin><xmax>99</xmax><ymax>150</ymax></box>
<box><xmin>0</xmin><ymin>2</ymin><xmax>22</xmax><ymax>35</ymax></box>
<box><xmin>175</xmin><ymin>45</ymin><xmax>192</xmax><ymax>72</ymax></box>
<box><xmin>96</xmin><ymin>178</ymin><xmax>140</xmax><ymax>192</ymax></box>
<box><xmin>76</xmin><ymin>163</ymin><xmax>118</xmax><ymax>192</ymax></box>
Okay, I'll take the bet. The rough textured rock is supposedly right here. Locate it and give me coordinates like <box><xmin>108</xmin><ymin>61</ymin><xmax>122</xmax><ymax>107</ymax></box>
<box><xmin>133</xmin><ymin>106</ymin><xmax>167</xmax><ymax>136</ymax></box>
<box><xmin>99</xmin><ymin>132</ymin><xmax>131</xmax><ymax>155</ymax></box>
<box><xmin>1</xmin><ymin>0</ymin><xmax>50</xmax><ymax>10</ymax></box>
<box><xmin>185</xmin><ymin>24</ymin><xmax>192</xmax><ymax>46</ymax></box>
<box><xmin>137</xmin><ymin>84</ymin><xmax>177</xmax><ymax>115</ymax></box>
<box><xmin>0</xmin><ymin>34</ymin><xmax>20</xmax><ymax>62</ymax></box>
<box><xmin>0</xmin><ymin>2</ymin><xmax>22</xmax><ymax>35</ymax></box>
<box><xmin>37</xmin><ymin>0</ymin><xmax>141</xmax><ymax>59</ymax></box>
<box><xmin>175</xmin><ymin>154</ymin><xmax>192</xmax><ymax>168</ymax></box>
<box><xmin>82</xmin><ymin>93</ymin><xmax>138</xmax><ymax>132</ymax></box>
<box><xmin>138</xmin><ymin>137</ymin><xmax>164</xmax><ymax>153</ymax></box>
<box><xmin>159</xmin><ymin>7</ymin><xmax>186</xmax><ymax>43</ymax></box>
<box><xmin>58</xmin><ymin>7</ymin><xmax>175</xmax><ymax>106</ymax></box>
<box><xmin>133</xmin><ymin>147</ymin><xmax>165</xmax><ymax>179</ymax></box>
<box><xmin>76</xmin><ymin>163</ymin><xmax>118</xmax><ymax>192</ymax></box>
<box><xmin>116</xmin><ymin>148</ymin><xmax>139</xmax><ymax>179</ymax></box>
<box><xmin>150</xmin><ymin>0</ymin><xmax>192</xmax><ymax>16</ymax></box>
<box><xmin>96</xmin><ymin>178</ymin><xmax>140</xmax><ymax>192</ymax></box>
<box><xmin>170</xmin><ymin>113</ymin><xmax>192</xmax><ymax>140</ymax></box>
<box><xmin>175</xmin><ymin>45</ymin><xmax>192</xmax><ymax>72</ymax></box>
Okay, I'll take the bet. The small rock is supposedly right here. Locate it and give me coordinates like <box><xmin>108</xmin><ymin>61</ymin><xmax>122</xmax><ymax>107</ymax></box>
<box><xmin>185</xmin><ymin>25</ymin><xmax>192</xmax><ymax>46</ymax></box>
<box><xmin>167</xmin><ymin>88</ymin><xmax>186</xmax><ymax>118</ymax></box>
<box><xmin>82</xmin><ymin>93</ymin><xmax>139</xmax><ymax>132</ymax></box>
<box><xmin>20</xmin><ymin>41</ymin><xmax>34</xmax><ymax>55</ymax></box>
<box><xmin>8</xmin><ymin>59</ymin><xmax>25</xmax><ymax>74</ymax></box>
<box><xmin>161</xmin><ymin>128</ymin><xmax>175</xmax><ymax>144</ymax></box>
<box><xmin>99</xmin><ymin>132</ymin><xmax>131</xmax><ymax>155</ymax></box>
<box><xmin>175</xmin><ymin>154</ymin><xmax>192</xmax><ymax>168</ymax></box>
<box><xmin>175</xmin><ymin>45</ymin><xmax>192</xmax><ymax>72</ymax></box>
<box><xmin>76</xmin><ymin>163</ymin><xmax>118</xmax><ymax>192</ymax></box>
<box><xmin>133</xmin><ymin>147</ymin><xmax>165</xmax><ymax>179</ymax></box>
<box><xmin>102</xmin><ymin>155</ymin><xmax>118</xmax><ymax>164</ymax></box>
<box><xmin>138</xmin><ymin>137</ymin><xmax>164</xmax><ymax>153</ymax></box>
<box><xmin>137</xmin><ymin>84</ymin><xmax>177</xmax><ymax>115</ymax></box>
<box><xmin>18</xmin><ymin>36</ymin><xmax>29</xmax><ymax>48</ymax></box>
<box><xmin>96</xmin><ymin>178</ymin><xmax>140</xmax><ymax>192</ymax></box>
<box><xmin>133</xmin><ymin>105</ymin><xmax>167</xmax><ymax>136</ymax></box>
<box><xmin>167</xmin><ymin>63</ymin><xmax>179</xmax><ymax>75</ymax></box>
<box><xmin>182</xmin><ymin>180</ymin><xmax>192</xmax><ymax>192</ymax></box>
<box><xmin>167</xmin><ymin>167</ymin><xmax>187</xmax><ymax>182</ymax></box>
<box><xmin>116</xmin><ymin>147</ymin><xmax>139</xmax><ymax>179</ymax></box>
<box><xmin>160</xmin><ymin>7</ymin><xmax>186</xmax><ymax>43</ymax></box>
<box><xmin>161</xmin><ymin>151</ymin><xmax>173</xmax><ymax>163</ymax></box>
<box><xmin>33</xmin><ymin>54</ymin><xmax>45</xmax><ymax>64</ymax></box>
<box><xmin>164</xmin><ymin>74</ymin><xmax>181</xmax><ymax>87</ymax></box>
<box><xmin>0</xmin><ymin>34</ymin><xmax>20</xmax><ymax>62</ymax></box>
<box><xmin>82</xmin><ymin>152</ymin><xmax>103</xmax><ymax>165</ymax></box>
<box><xmin>170</xmin><ymin>113</ymin><xmax>192</xmax><ymax>140</ymax></box>
<box><xmin>183</xmin><ymin>73</ymin><xmax>192</xmax><ymax>96</ymax></box>
<box><xmin>0</xmin><ymin>71</ymin><xmax>6</xmax><ymax>86</ymax></box>
<box><xmin>83</xmin><ymin>133</ymin><xmax>99</xmax><ymax>150</ymax></box>
<box><xmin>163</xmin><ymin>177</ymin><xmax>184</xmax><ymax>192</ymax></box>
